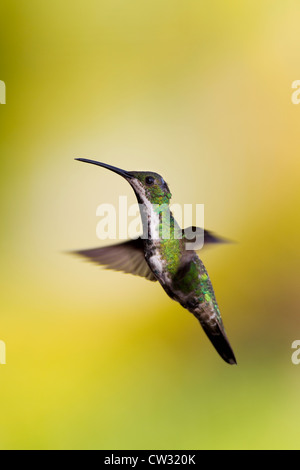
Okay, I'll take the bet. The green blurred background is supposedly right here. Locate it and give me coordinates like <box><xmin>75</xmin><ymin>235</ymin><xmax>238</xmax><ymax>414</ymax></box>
<box><xmin>0</xmin><ymin>0</ymin><xmax>300</xmax><ymax>450</ymax></box>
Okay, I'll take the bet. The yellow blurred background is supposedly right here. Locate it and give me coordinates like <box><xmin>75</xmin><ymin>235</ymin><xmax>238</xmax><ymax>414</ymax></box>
<box><xmin>0</xmin><ymin>0</ymin><xmax>300</xmax><ymax>450</ymax></box>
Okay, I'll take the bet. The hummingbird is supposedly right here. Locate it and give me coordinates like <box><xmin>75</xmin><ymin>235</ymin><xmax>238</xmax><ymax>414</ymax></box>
<box><xmin>74</xmin><ymin>159</ymin><xmax>237</xmax><ymax>365</ymax></box>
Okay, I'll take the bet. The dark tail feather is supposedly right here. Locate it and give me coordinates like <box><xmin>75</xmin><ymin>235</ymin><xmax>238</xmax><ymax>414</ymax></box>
<box><xmin>201</xmin><ymin>322</ymin><xmax>237</xmax><ymax>365</ymax></box>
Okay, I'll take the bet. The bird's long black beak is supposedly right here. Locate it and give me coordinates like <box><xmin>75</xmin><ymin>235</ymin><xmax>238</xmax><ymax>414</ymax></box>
<box><xmin>75</xmin><ymin>158</ymin><xmax>133</xmax><ymax>179</ymax></box>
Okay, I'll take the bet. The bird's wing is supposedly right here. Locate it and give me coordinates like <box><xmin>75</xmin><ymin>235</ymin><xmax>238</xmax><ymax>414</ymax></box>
<box><xmin>182</xmin><ymin>227</ymin><xmax>232</xmax><ymax>251</ymax></box>
<box><xmin>73</xmin><ymin>238</ymin><xmax>157</xmax><ymax>282</ymax></box>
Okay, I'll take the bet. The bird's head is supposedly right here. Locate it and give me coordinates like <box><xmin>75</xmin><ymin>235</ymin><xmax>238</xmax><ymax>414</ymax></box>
<box><xmin>75</xmin><ymin>159</ymin><xmax>172</xmax><ymax>205</ymax></box>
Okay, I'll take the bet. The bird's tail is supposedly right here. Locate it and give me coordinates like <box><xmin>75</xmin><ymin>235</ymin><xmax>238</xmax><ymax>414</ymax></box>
<box><xmin>200</xmin><ymin>320</ymin><xmax>237</xmax><ymax>365</ymax></box>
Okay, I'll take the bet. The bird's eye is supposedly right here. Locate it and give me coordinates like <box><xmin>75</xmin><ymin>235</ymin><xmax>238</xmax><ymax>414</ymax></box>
<box><xmin>145</xmin><ymin>176</ymin><xmax>155</xmax><ymax>185</ymax></box>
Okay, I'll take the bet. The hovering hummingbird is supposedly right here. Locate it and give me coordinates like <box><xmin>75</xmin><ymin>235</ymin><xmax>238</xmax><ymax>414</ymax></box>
<box><xmin>74</xmin><ymin>159</ymin><xmax>237</xmax><ymax>365</ymax></box>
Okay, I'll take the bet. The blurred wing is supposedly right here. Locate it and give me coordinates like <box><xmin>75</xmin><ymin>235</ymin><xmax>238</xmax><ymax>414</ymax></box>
<box><xmin>73</xmin><ymin>238</ymin><xmax>157</xmax><ymax>282</ymax></box>
<box><xmin>183</xmin><ymin>227</ymin><xmax>233</xmax><ymax>251</ymax></box>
